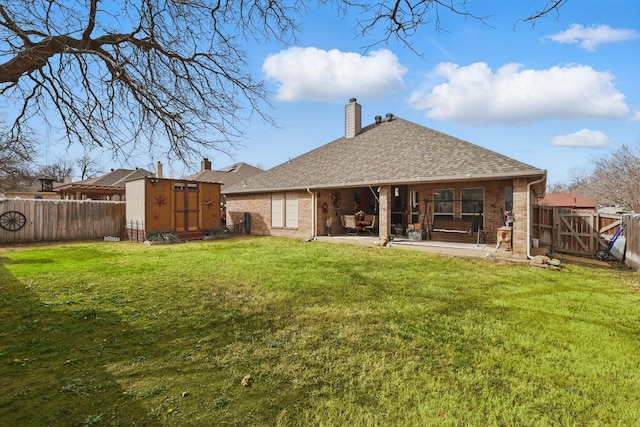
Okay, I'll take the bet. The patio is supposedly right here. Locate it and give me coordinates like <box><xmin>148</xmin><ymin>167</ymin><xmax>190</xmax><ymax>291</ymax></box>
<box><xmin>314</xmin><ymin>234</ymin><xmax>527</xmax><ymax>262</ymax></box>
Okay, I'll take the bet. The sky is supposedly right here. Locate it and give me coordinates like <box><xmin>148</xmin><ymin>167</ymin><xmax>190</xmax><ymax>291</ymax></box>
<box><xmin>38</xmin><ymin>1</ymin><xmax>640</xmax><ymax>185</ymax></box>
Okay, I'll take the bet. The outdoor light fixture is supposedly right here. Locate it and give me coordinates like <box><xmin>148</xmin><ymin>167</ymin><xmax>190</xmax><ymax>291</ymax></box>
<box><xmin>150</xmin><ymin>177</ymin><xmax>159</xmax><ymax>186</ymax></box>
<box><xmin>395</xmin><ymin>187</ymin><xmax>400</xmax><ymax>197</ymax></box>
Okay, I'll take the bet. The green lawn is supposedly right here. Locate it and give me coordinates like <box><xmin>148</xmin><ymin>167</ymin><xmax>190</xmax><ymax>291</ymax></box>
<box><xmin>1</xmin><ymin>237</ymin><xmax>639</xmax><ymax>426</ymax></box>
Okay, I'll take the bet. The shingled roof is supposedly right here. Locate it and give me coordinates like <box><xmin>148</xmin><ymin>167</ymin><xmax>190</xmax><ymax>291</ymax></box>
<box><xmin>539</xmin><ymin>193</ymin><xmax>597</xmax><ymax>209</ymax></box>
<box><xmin>224</xmin><ymin>115</ymin><xmax>545</xmax><ymax>194</ymax></box>
<box><xmin>56</xmin><ymin>168</ymin><xmax>152</xmax><ymax>193</ymax></box>
<box><xmin>183</xmin><ymin>162</ymin><xmax>262</xmax><ymax>187</ymax></box>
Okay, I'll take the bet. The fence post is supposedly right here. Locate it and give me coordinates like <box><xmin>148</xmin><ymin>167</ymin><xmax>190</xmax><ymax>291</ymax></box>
<box><xmin>623</xmin><ymin>213</ymin><xmax>640</xmax><ymax>271</ymax></box>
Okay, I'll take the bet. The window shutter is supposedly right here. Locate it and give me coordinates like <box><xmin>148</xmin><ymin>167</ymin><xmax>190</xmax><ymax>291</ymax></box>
<box><xmin>271</xmin><ymin>193</ymin><xmax>284</xmax><ymax>227</ymax></box>
<box><xmin>285</xmin><ymin>193</ymin><xmax>298</xmax><ymax>228</ymax></box>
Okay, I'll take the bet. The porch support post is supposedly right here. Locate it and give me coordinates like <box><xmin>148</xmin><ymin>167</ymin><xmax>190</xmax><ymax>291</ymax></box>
<box><xmin>512</xmin><ymin>178</ymin><xmax>528</xmax><ymax>255</ymax></box>
<box><xmin>378</xmin><ymin>185</ymin><xmax>391</xmax><ymax>243</ymax></box>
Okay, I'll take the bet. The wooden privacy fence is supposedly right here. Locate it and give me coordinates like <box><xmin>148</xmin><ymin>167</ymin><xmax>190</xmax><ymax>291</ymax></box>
<box><xmin>0</xmin><ymin>199</ymin><xmax>126</xmax><ymax>244</ymax></box>
<box><xmin>622</xmin><ymin>213</ymin><xmax>640</xmax><ymax>271</ymax></box>
<box><xmin>532</xmin><ymin>206</ymin><xmax>631</xmax><ymax>259</ymax></box>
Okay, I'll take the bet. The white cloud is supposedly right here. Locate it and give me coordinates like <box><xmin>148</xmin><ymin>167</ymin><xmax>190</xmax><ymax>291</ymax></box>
<box><xmin>631</xmin><ymin>111</ymin><xmax>640</xmax><ymax>122</ymax></box>
<box><xmin>262</xmin><ymin>47</ymin><xmax>406</xmax><ymax>102</ymax></box>
<box><xmin>543</xmin><ymin>24</ymin><xmax>639</xmax><ymax>52</ymax></box>
<box><xmin>409</xmin><ymin>62</ymin><xmax>629</xmax><ymax>124</ymax></box>
<box><xmin>550</xmin><ymin>129</ymin><xmax>609</xmax><ymax>148</ymax></box>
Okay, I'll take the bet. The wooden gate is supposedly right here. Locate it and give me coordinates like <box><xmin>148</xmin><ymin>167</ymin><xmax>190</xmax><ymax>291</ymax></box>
<box><xmin>555</xmin><ymin>209</ymin><xmax>596</xmax><ymax>255</ymax></box>
<box><xmin>532</xmin><ymin>206</ymin><xmax>623</xmax><ymax>257</ymax></box>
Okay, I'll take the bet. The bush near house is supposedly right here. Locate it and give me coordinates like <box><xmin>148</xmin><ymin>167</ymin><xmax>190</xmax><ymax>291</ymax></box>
<box><xmin>1</xmin><ymin>237</ymin><xmax>639</xmax><ymax>426</ymax></box>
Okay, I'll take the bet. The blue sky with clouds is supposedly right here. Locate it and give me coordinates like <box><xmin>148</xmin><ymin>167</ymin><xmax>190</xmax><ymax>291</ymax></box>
<box><xmin>38</xmin><ymin>1</ymin><xmax>640</xmax><ymax>185</ymax></box>
<box><xmin>220</xmin><ymin>0</ymin><xmax>639</xmax><ymax>187</ymax></box>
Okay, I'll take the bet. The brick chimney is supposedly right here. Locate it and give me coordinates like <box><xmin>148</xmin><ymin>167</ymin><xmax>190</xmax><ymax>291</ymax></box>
<box><xmin>345</xmin><ymin>98</ymin><xmax>361</xmax><ymax>139</ymax></box>
<box><xmin>201</xmin><ymin>158</ymin><xmax>212</xmax><ymax>171</ymax></box>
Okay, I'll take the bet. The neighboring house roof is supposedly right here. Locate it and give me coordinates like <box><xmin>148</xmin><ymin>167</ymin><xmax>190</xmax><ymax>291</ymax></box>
<box><xmin>224</xmin><ymin>115</ymin><xmax>545</xmax><ymax>194</ymax></box>
<box><xmin>539</xmin><ymin>193</ymin><xmax>597</xmax><ymax>209</ymax></box>
<box><xmin>3</xmin><ymin>178</ymin><xmax>65</xmax><ymax>193</ymax></box>
<box><xmin>598</xmin><ymin>206</ymin><xmax>633</xmax><ymax>215</ymax></box>
<box><xmin>183</xmin><ymin>162</ymin><xmax>263</xmax><ymax>187</ymax></box>
<box><xmin>57</xmin><ymin>168</ymin><xmax>153</xmax><ymax>193</ymax></box>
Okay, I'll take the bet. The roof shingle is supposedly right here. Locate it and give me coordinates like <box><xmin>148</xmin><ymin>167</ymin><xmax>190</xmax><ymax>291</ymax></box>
<box><xmin>225</xmin><ymin>116</ymin><xmax>544</xmax><ymax>193</ymax></box>
<box><xmin>183</xmin><ymin>162</ymin><xmax>262</xmax><ymax>187</ymax></box>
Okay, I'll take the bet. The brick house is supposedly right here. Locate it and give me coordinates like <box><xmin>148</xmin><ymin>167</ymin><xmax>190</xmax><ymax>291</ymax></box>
<box><xmin>224</xmin><ymin>99</ymin><xmax>546</xmax><ymax>256</ymax></box>
<box><xmin>183</xmin><ymin>158</ymin><xmax>263</xmax><ymax>188</ymax></box>
<box><xmin>182</xmin><ymin>159</ymin><xmax>263</xmax><ymax>225</ymax></box>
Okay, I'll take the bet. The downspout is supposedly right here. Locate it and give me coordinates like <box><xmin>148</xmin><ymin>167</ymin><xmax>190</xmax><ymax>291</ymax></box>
<box><xmin>307</xmin><ymin>188</ymin><xmax>316</xmax><ymax>239</ymax></box>
<box><xmin>526</xmin><ymin>173</ymin><xmax>547</xmax><ymax>259</ymax></box>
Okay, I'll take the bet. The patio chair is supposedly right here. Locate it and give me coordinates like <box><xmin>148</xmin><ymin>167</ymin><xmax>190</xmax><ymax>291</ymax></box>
<box><xmin>364</xmin><ymin>215</ymin><xmax>377</xmax><ymax>235</ymax></box>
<box><xmin>341</xmin><ymin>215</ymin><xmax>358</xmax><ymax>235</ymax></box>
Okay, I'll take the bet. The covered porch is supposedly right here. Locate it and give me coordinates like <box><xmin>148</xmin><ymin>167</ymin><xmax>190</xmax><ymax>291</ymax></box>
<box><xmin>317</xmin><ymin>182</ymin><xmax>509</xmax><ymax>244</ymax></box>
<box><xmin>314</xmin><ymin>176</ymin><xmax>543</xmax><ymax>256</ymax></box>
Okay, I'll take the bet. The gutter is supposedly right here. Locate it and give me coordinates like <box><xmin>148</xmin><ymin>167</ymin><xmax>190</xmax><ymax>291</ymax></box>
<box><xmin>526</xmin><ymin>172</ymin><xmax>547</xmax><ymax>259</ymax></box>
<box><xmin>222</xmin><ymin>170</ymin><xmax>547</xmax><ymax>195</ymax></box>
<box><xmin>307</xmin><ymin>188</ymin><xmax>316</xmax><ymax>239</ymax></box>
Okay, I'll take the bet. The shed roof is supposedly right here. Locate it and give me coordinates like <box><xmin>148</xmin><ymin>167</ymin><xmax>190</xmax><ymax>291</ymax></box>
<box><xmin>539</xmin><ymin>193</ymin><xmax>597</xmax><ymax>209</ymax></box>
<box><xmin>224</xmin><ymin>116</ymin><xmax>545</xmax><ymax>194</ymax></box>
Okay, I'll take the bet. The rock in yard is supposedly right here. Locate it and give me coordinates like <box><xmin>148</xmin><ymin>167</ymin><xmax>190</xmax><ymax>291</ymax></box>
<box><xmin>241</xmin><ymin>374</ymin><xmax>252</xmax><ymax>387</ymax></box>
<box><xmin>530</xmin><ymin>255</ymin><xmax>550</xmax><ymax>268</ymax></box>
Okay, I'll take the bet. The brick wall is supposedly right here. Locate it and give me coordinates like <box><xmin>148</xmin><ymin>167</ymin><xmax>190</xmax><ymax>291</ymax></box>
<box><xmin>226</xmin><ymin>190</ymin><xmax>313</xmax><ymax>238</ymax></box>
<box><xmin>408</xmin><ymin>179</ymin><xmax>513</xmax><ymax>232</ymax></box>
<box><xmin>512</xmin><ymin>178</ymin><xmax>528</xmax><ymax>254</ymax></box>
<box><xmin>226</xmin><ymin>177</ymin><xmax>541</xmax><ymax>254</ymax></box>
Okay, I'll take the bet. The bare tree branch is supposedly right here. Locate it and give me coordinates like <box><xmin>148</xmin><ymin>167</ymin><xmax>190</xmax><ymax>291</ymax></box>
<box><xmin>0</xmin><ymin>1</ymin><xmax>571</xmax><ymax>165</ymax></box>
<box><xmin>523</xmin><ymin>0</ymin><xmax>568</xmax><ymax>23</ymax></box>
<box><xmin>568</xmin><ymin>143</ymin><xmax>640</xmax><ymax>211</ymax></box>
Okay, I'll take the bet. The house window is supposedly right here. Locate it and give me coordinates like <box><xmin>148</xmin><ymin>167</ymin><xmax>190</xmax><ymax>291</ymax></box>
<box><xmin>433</xmin><ymin>189</ymin><xmax>454</xmax><ymax>220</ymax></box>
<box><xmin>461</xmin><ymin>188</ymin><xmax>484</xmax><ymax>231</ymax></box>
<box><xmin>271</xmin><ymin>192</ymin><xmax>298</xmax><ymax>229</ymax></box>
<box><xmin>504</xmin><ymin>186</ymin><xmax>513</xmax><ymax>213</ymax></box>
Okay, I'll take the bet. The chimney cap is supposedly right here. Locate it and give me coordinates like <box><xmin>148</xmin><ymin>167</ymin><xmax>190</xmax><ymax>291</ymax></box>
<box><xmin>349</xmin><ymin>98</ymin><xmax>357</xmax><ymax>103</ymax></box>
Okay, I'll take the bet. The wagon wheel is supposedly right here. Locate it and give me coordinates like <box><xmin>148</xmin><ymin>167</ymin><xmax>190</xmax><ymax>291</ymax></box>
<box><xmin>0</xmin><ymin>211</ymin><xmax>27</xmax><ymax>231</ymax></box>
